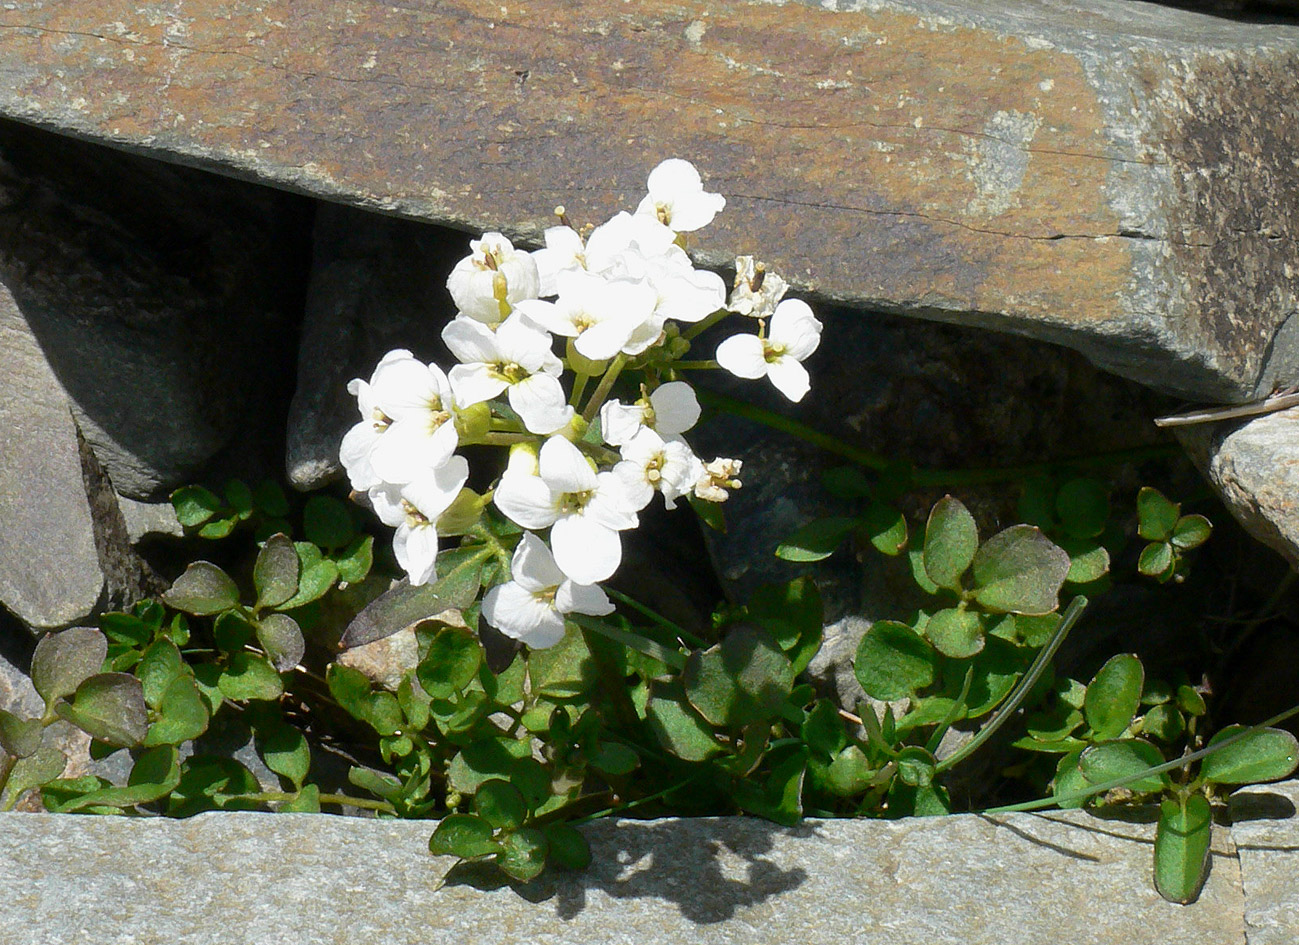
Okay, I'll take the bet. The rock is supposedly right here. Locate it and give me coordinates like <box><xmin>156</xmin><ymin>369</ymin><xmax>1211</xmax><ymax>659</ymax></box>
<box><xmin>0</xmin><ymin>3</ymin><xmax>1296</xmax><ymax>401</ymax></box>
<box><xmin>115</xmin><ymin>495</ymin><xmax>185</xmax><ymax>545</ymax></box>
<box><xmin>335</xmin><ymin>626</ymin><xmax>422</xmax><ymax>693</ymax></box>
<box><xmin>0</xmin><ymin>808</ymin><xmax>1247</xmax><ymax>943</ymax></box>
<box><xmin>0</xmin><ymin>119</ymin><xmax>311</xmax><ymax>500</ymax></box>
<box><xmin>1231</xmin><ymin>779</ymin><xmax>1299</xmax><ymax>945</ymax></box>
<box><xmin>287</xmin><ymin>205</ymin><xmax>470</xmax><ymax>490</ymax></box>
<box><xmin>1175</xmin><ymin>407</ymin><xmax>1299</xmax><ymax>567</ymax></box>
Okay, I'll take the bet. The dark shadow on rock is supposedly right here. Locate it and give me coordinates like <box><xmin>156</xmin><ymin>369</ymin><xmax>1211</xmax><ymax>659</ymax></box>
<box><xmin>1230</xmin><ymin>790</ymin><xmax>1297</xmax><ymax>823</ymax></box>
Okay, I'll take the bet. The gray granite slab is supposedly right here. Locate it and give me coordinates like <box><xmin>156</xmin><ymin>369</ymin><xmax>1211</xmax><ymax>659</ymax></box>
<box><xmin>1230</xmin><ymin>779</ymin><xmax>1299</xmax><ymax>945</ymax></box>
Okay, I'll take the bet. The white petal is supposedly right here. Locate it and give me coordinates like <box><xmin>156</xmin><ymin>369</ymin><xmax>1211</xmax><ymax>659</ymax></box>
<box><xmin>442</xmin><ymin>316</ymin><xmax>500</xmax><ymax>365</ymax></box>
<box><xmin>510</xmin><ymin>532</ymin><xmax>566</xmax><ymax>593</ymax></box>
<box><xmin>574</xmin><ymin>316</ymin><xmax>638</xmax><ymax>362</ymax></box>
<box><xmin>539</xmin><ymin>435</ymin><xmax>598</xmax><ymax>494</ymax></box>
<box><xmin>367</xmin><ymin>482</ymin><xmax>406</xmax><ymax>527</ymax></box>
<box><xmin>369</xmin><ymin>414</ymin><xmax>459</xmax><ymax>484</ymax></box>
<box><xmin>448</xmin><ymin>364</ymin><xmax>508</xmax><ymax>408</ymax></box>
<box><xmin>649</xmin><ymin>382</ymin><xmax>700</xmax><ymax>435</ymax></box>
<box><xmin>612</xmin><ymin>460</ymin><xmax>655</xmax><ymax>512</ymax></box>
<box><xmin>371</xmin><ymin>358</ymin><xmax>441</xmax><ymax>419</ymax></box>
<box><xmin>589</xmin><ymin>471</ymin><xmax>642</xmax><ymax>530</ymax></box>
<box><xmin>482</xmin><ymin>582</ymin><xmax>566</xmax><ymax>648</ymax></box>
<box><xmin>402</xmin><ymin>456</ymin><xmax>470</xmax><ymax>520</ymax></box>
<box><xmin>510</xmin><ymin>375</ymin><xmax>573</xmax><ymax>435</ymax></box>
<box><xmin>647</xmin><ymin>158</ymin><xmax>703</xmax><ymax>198</ymax></box>
<box><xmin>599</xmin><ymin>400</ymin><xmax>648</xmax><ymax>447</ymax></box>
<box><xmin>495</xmin><ymin>316</ymin><xmax>557</xmax><ymax>373</ymax></box>
<box><xmin>770</xmin><ymin>299</ymin><xmax>822</xmax><ymax>361</ymax></box>
<box><xmin>555</xmin><ymin>580</ymin><xmax>614</xmax><ymax>618</ymax></box>
<box><xmin>512</xmin><ymin>298</ymin><xmax>576</xmax><ymax>338</ymax></box>
<box><xmin>551</xmin><ymin>514</ymin><xmax>622</xmax><ymax>584</ymax></box>
<box><xmin>715</xmin><ymin>333</ymin><xmax>769</xmax><ymax>380</ymax></box>
<box><xmin>493</xmin><ymin>473</ymin><xmax>560</xmax><ymax>530</ymax></box>
<box><xmin>394</xmin><ymin>522</ymin><xmax>440</xmax><ymax>586</ymax></box>
<box><xmin>339</xmin><ymin>421</ymin><xmax>382</xmax><ymax>491</ymax></box>
<box><xmin>765</xmin><ymin>356</ymin><xmax>811</xmax><ymax>403</ymax></box>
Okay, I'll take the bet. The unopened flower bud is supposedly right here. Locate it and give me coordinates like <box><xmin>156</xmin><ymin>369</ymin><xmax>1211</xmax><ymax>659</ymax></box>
<box><xmin>566</xmin><ymin>337</ymin><xmax>608</xmax><ymax>377</ymax></box>
<box><xmin>436</xmin><ymin>487</ymin><xmax>487</xmax><ymax>536</ymax></box>
<box><xmin>506</xmin><ymin>442</ymin><xmax>540</xmax><ymax>477</ymax></box>
<box><xmin>453</xmin><ymin>401</ymin><xmax>492</xmax><ymax>441</ymax></box>
<box><xmin>558</xmin><ymin>413</ymin><xmax>590</xmax><ymax>443</ymax></box>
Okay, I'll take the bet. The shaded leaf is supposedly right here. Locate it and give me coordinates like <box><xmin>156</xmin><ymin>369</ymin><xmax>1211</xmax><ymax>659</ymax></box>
<box><xmin>0</xmin><ymin>744</ymin><xmax>66</xmax><ymax>809</ymax></box>
<box><xmin>256</xmin><ymin>613</ymin><xmax>305</xmax><ymax>672</ymax></box>
<box><xmin>473</xmin><ymin>779</ymin><xmax>528</xmax><ymax>830</ymax></box>
<box><xmin>775</xmin><ymin>516</ymin><xmax>860</xmax><ymax>562</ymax></box>
<box><xmin>863</xmin><ymin>501</ymin><xmax>908</xmax><ymax>556</ymax></box>
<box><xmin>1137</xmin><ymin>487</ymin><xmax>1180</xmax><ymax>542</ymax></box>
<box><xmin>745</xmin><ymin>577</ymin><xmax>823</xmax><ymax>675</ymax></box>
<box><xmin>542</xmin><ymin>823</ymin><xmax>591</xmax><ymax>870</ymax></box>
<box><xmin>55</xmin><ymin>673</ymin><xmax>148</xmax><ymax>747</ymax></box>
<box><xmin>163</xmin><ymin>562</ymin><xmax>240</xmax><ymax>615</ymax></box>
<box><xmin>923</xmin><ymin>496</ymin><xmax>978</xmax><ymax>591</ymax></box>
<box><xmin>683</xmin><ymin>626</ymin><xmax>794</xmax><ymax>728</ymax></box>
<box><xmin>171</xmin><ymin>485</ymin><xmax>222</xmax><ymax>528</ymax></box>
<box><xmin>970</xmin><ymin>526</ymin><xmax>1070</xmax><ymax>615</ymax></box>
<box><xmin>254</xmin><ymin>534</ymin><xmax>300</xmax><ymax>610</ymax></box>
<box><xmin>304</xmin><ymin>495</ymin><xmax>357</xmax><ymax>550</ymax></box>
<box><xmin>1138</xmin><ymin>542</ymin><xmax>1174</xmax><ymax>579</ymax></box>
<box><xmin>31</xmin><ymin>627</ymin><xmax>107</xmax><ymax>706</ymax></box>
<box><xmin>417</xmin><ymin>625</ymin><xmax>483</xmax><ymax>699</ymax></box>
<box><xmin>853</xmin><ymin>620</ymin><xmax>936</xmax><ymax>701</ymax></box>
<box><xmin>0</xmin><ymin>709</ymin><xmax>43</xmax><ymax>759</ymax></box>
<box><xmin>1055</xmin><ymin>478</ymin><xmax>1109</xmax><ymax>540</ymax></box>
<box><xmin>1171</xmin><ymin>514</ymin><xmax>1212</xmax><ymax>551</ymax></box>
<box><xmin>646</xmin><ymin>681</ymin><xmax>725</xmax><ymax>761</ymax></box>
<box><xmin>735</xmin><ymin>745</ymin><xmax>808</xmax><ymax>827</ymax></box>
<box><xmin>342</xmin><ymin>546</ymin><xmax>490</xmax><ymax>648</ymax></box>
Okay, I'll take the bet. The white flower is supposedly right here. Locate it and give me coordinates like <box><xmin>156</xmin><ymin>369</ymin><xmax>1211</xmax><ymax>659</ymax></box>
<box><xmin>727</xmin><ymin>256</ymin><xmax>789</xmax><ymax>320</ymax></box>
<box><xmin>447</xmin><ymin>232</ymin><xmax>541</xmax><ymax>325</ymax></box>
<box><xmin>614</xmin><ymin>428</ymin><xmax>704</xmax><ymax>510</ymax></box>
<box><xmin>340</xmin><ymin>350</ymin><xmax>459</xmax><ymax>491</ymax></box>
<box><xmin>600</xmin><ymin>381</ymin><xmax>701</xmax><ymax>447</ymax></box>
<box><xmin>531</xmin><ymin>225</ymin><xmax>586</xmax><ymax>297</ymax></box>
<box><xmin>695</xmin><ymin>457</ymin><xmax>743</xmax><ymax>503</ymax></box>
<box><xmin>368</xmin><ymin>457</ymin><xmax>469</xmax><ymax>586</ymax></box>
<box><xmin>583</xmin><ymin>211</ymin><xmax>678</xmax><ymax>274</ymax></box>
<box><xmin>441</xmin><ymin>315</ymin><xmax>573</xmax><ymax>434</ymax></box>
<box><xmin>513</xmin><ymin>270</ymin><xmax>658</xmax><ymax>362</ymax></box>
<box><xmin>635</xmin><ymin>159</ymin><xmax>726</xmax><ymax>232</ymax></box>
<box><xmin>481</xmin><ymin>532</ymin><xmax>614</xmax><ymax>649</ymax></box>
<box><xmin>493</xmin><ymin>435</ymin><xmax>640</xmax><ymax>585</ymax></box>
<box><xmin>715</xmin><ymin>298</ymin><xmax>822</xmax><ymax>402</ymax></box>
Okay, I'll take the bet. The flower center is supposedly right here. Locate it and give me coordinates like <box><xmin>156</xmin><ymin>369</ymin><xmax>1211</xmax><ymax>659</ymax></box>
<box><xmin>491</xmin><ymin>361</ymin><xmax>529</xmax><ymax>384</ymax></box>
<box><xmin>370</xmin><ymin>407</ymin><xmax>393</xmax><ymax>433</ymax></box>
<box><xmin>645</xmin><ymin>454</ymin><xmax>665</xmax><ymax>485</ymax></box>
<box><xmin>764</xmin><ymin>341</ymin><xmax>786</xmax><ymax>363</ymax></box>
<box><xmin>558</xmin><ymin>490</ymin><xmax>594</xmax><ymax>515</ymax></box>
<box><xmin>654</xmin><ymin>203</ymin><xmax>672</xmax><ymax>226</ymax></box>
<box><xmin>400</xmin><ymin>500</ymin><xmax>431</xmax><ymax>529</ymax></box>
<box><xmin>532</xmin><ymin>587</ymin><xmax>558</xmax><ymax>605</ymax></box>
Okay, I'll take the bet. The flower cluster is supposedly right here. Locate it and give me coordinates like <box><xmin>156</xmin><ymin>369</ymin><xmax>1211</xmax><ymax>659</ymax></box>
<box><xmin>341</xmin><ymin>159</ymin><xmax>822</xmax><ymax>648</ymax></box>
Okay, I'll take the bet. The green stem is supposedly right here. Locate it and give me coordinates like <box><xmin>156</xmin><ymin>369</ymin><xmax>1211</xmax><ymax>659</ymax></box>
<box><xmin>568</xmin><ymin>613</ymin><xmax>687</xmax><ymax>670</ymax></box>
<box><xmin>697</xmin><ymin>389</ymin><xmax>1181</xmax><ymax>487</ymax></box>
<box><xmin>935</xmin><ymin>596</ymin><xmax>1088</xmax><ymax>774</ymax></box>
<box><xmin>570</xmin><ymin>371</ymin><xmax>591</xmax><ymax>408</ymax></box>
<box><xmin>670</xmin><ymin>360</ymin><xmax>721</xmax><ymax>371</ymax></box>
<box><xmin>471</xmin><ymin>526</ymin><xmax>514</xmax><ymax>574</ymax></box>
<box><xmin>574</xmin><ymin>771</ymin><xmax>711</xmax><ymax>824</ymax></box>
<box><xmin>581</xmin><ymin>354</ymin><xmax>629</xmax><ymax>423</ymax></box>
<box><xmin>489</xmin><ymin>417</ymin><xmax>525</xmax><ymax>433</ymax></box>
<box><xmin>681</xmin><ymin>308</ymin><xmax>732</xmax><ymax>341</ymax></box>
<box><xmin>473</xmin><ymin>432</ymin><xmax>535</xmax><ymax>447</ymax></box>
<box><xmin>983</xmin><ymin>699</ymin><xmax>1299</xmax><ymax>815</ymax></box>
<box><xmin>246</xmin><ymin>791</ymin><xmax>398</xmax><ymax>814</ymax></box>
<box><xmin>605</xmin><ymin>587</ymin><xmax>706</xmax><ymax>648</ymax></box>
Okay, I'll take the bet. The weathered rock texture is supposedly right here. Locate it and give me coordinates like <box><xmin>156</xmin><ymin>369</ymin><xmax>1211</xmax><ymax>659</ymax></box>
<box><xmin>1231</xmin><ymin>778</ymin><xmax>1299</xmax><ymax>945</ymax></box>
<box><xmin>0</xmin><ymin>1</ymin><xmax>1296</xmax><ymax>402</ymax></box>
<box><xmin>0</xmin><ymin>808</ymin><xmax>1248</xmax><ymax>944</ymax></box>
<box><xmin>1175</xmin><ymin>407</ymin><xmax>1299</xmax><ymax>565</ymax></box>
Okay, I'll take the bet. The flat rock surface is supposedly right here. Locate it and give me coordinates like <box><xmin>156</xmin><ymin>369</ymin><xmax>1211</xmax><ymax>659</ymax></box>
<box><xmin>0</xmin><ymin>806</ymin><xmax>1250</xmax><ymax>945</ymax></box>
<box><xmin>1230</xmin><ymin>779</ymin><xmax>1299</xmax><ymax>945</ymax></box>
<box><xmin>1</xmin><ymin>1</ymin><xmax>1297</xmax><ymax>400</ymax></box>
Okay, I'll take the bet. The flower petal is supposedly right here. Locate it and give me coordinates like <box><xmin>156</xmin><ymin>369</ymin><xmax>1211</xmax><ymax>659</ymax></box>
<box><xmin>551</xmin><ymin>514</ymin><xmax>622</xmax><ymax>584</ymax></box>
<box><xmin>649</xmin><ymin>381</ymin><xmax>701</xmax><ymax>435</ymax></box>
<box><xmin>482</xmin><ymin>582</ymin><xmax>566</xmax><ymax>648</ymax></box>
<box><xmin>449</xmin><ymin>364</ymin><xmax>508</xmax><ymax>408</ymax></box>
<box><xmin>765</xmin><ymin>355</ymin><xmax>811</xmax><ymax>403</ymax></box>
<box><xmin>510</xmin><ymin>375</ymin><xmax>573</xmax><ymax>435</ymax></box>
<box><xmin>556</xmin><ymin>580</ymin><xmax>614</xmax><ymax>618</ymax></box>
<box><xmin>442</xmin><ymin>316</ymin><xmax>499</xmax><ymax>365</ymax></box>
<box><xmin>494</xmin><ymin>473</ymin><xmax>560</xmax><ymax>530</ymax></box>
<box><xmin>770</xmin><ymin>299</ymin><xmax>822</xmax><ymax>361</ymax></box>
<box><xmin>539</xmin><ymin>435</ymin><xmax>599</xmax><ymax>493</ymax></box>
<box><xmin>715</xmin><ymin>333</ymin><xmax>768</xmax><ymax>380</ymax></box>
<box><xmin>510</xmin><ymin>532</ymin><xmax>566</xmax><ymax>593</ymax></box>
<box><xmin>394</xmin><ymin>522</ymin><xmax>440</xmax><ymax>586</ymax></box>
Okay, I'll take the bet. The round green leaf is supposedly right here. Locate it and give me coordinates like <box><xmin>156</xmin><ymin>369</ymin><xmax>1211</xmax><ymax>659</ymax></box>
<box><xmin>31</xmin><ymin>627</ymin><xmax>108</xmax><ymax>706</ymax></box>
<box><xmin>256</xmin><ymin>613</ymin><xmax>305</xmax><ymax>672</ymax></box>
<box><xmin>473</xmin><ymin>779</ymin><xmax>528</xmax><ymax>830</ymax></box>
<box><xmin>163</xmin><ymin>562</ymin><xmax>240</xmax><ymax>615</ymax></box>
<box><xmin>335</xmin><ymin>534</ymin><xmax>375</xmax><ymax>585</ymax></box>
<box><xmin>218</xmin><ymin>653</ymin><xmax>284</xmax><ymax>702</ymax></box>
<box><xmin>55</xmin><ymin>673</ymin><xmax>148</xmax><ymax>748</ymax></box>
<box><xmin>1154</xmin><ymin>794</ymin><xmax>1212</xmax><ymax>904</ymax></box>
<box><xmin>1079</xmin><ymin>739</ymin><xmax>1168</xmax><ymax>794</ymax></box>
<box><xmin>254</xmin><ymin>533</ymin><xmax>301</xmax><ymax>610</ymax></box>
<box><xmin>923</xmin><ymin>496</ymin><xmax>978</xmax><ymax>591</ymax></box>
<box><xmin>224</xmin><ymin>480</ymin><xmax>254</xmax><ymax>518</ymax></box>
<box><xmin>417</xmin><ymin>626</ymin><xmax>483</xmax><ymax>699</ymax></box>
<box><xmin>1138</xmin><ymin>541</ymin><xmax>1175</xmax><ymax>579</ymax></box>
<box><xmin>1200</xmin><ymin>726</ymin><xmax>1299</xmax><ymax>785</ymax></box>
<box><xmin>1177</xmin><ymin>684</ymin><xmax>1208</xmax><ymax>717</ymax></box>
<box><xmin>897</xmin><ymin>746</ymin><xmax>936</xmax><ymax>787</ymax></box>
<box><xmin>1055</xmin><ymin>478</ymin><xmax>1109</xmax><ymax>539</ymax></box>
<box><xmin>0</xmin><ymin>745</ymin><xmax>66</xmax><ymax>809</ymax></box>
<box><xmin>252</xmin><ymin>480</ymin><xmax>291</xmax><ymax>517</ymax></box>
<box><xmin>1060</xmin><ymin>539</ymin><xmax>1110</xmax><ymax>585</ymax></box>
<box><xmin>275</xmin><ymin>543</ymin><xmax>339</xmax><ymax>610</ymax></box>
<box><xmin>281</xmin><ymin>784</ymin><xmax>322</xmax><ymax>813</ymax></box>
<box><xmin>645</xmin><ymin>683</ymin><xmax>725</xmax><ymax>761</ymax></box>
<box><xmin>1084</xmin><ymin>653</ymin><xmax>1144</xmax><ymax>740</ymax></box>
<box><xmin>924</xmin><ymin>607</ymin><xmax>984</xmax><ymax>659</ymax></box>
<box><xmin>682</xmin><ymin>626</ymin><xmax>794</xmax><ymax>727</ymax></box>
<box><xmin>304</xmin><ymin>495</ymin><xmax>358</xmax><ymax>550</ymax></box>
<box><xmin>498</xmin><ymin>828</ymin><xmax>549</xmax><ymax>882</ymax></box>
<box><xmin>863</xmin><ymin>501</ymin><xmax>908</xmax><ymax>556</ymax></box>
<box><xmin>255</xmin><ymin>722</ymin><xmax>311</xmax><ymax>789</ymax></box>
<box><xmin>1141</xmin><ymin>704</ymin><xmax>1185</xmax><ymax>743</ymax></box>
<box><xmin>854</xmin><ymin>620</ymin><xmax>937</xmax><ymax>701</ymax></box>
<box><xmin>136</xmin><ymin>639</ymin><xmax>186</xmax><ymax>710</ymax></box>
<box><xmin>0</xmin><ymin>708</ymin><xmax>43</xmax><ymax>758</ymax></box>
<box><xmin>775</xmin><ymin>517</ymin><xmax>861</xmax><ymax>563</ymax></box>
<box><xmin>170</xmin><ymin>485</ymin><xmax>222</xmax><ymax>528</ymax></box>
<box><xmin>970</xmin><ymin>525</ymin><xmax>1070</xmax><ymax>615</ymax></box>
<box><xmin>1137</xmin><ymin>486</ymin><xmax>1180</xmax><ymax>542</ymax></box>
<box><xmin>1171</xmin><ymin>514</ymin><xmax>1212</xmax><ymax>551</ymax></box>
<box><xmin>143</xmin><ymin>675</ymin><xmax>210</xmax><ymax>747</ymax></box>
<box><xmin>429</xmin><ymin>814</ymin><xmax>501</xmax><ymax>859</ymax></box>
<box><xmin>589</xmin><ymin>741</ymin><xmax>639</xmax><ymax>776</ymax></box>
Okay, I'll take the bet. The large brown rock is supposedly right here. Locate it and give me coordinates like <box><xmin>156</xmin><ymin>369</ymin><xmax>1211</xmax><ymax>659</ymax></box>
<box><xmin>1</xmin><ymin>1</ymin><xmax>1296</xmax><ymax>402</ymax></box>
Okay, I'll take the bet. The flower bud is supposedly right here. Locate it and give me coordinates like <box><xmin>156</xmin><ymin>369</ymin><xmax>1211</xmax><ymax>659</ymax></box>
<box><xmin>557</xmin><ymin>413</ymin><xmax>590</xmax><ymax>443</ymax></box>
<box><xmin>453</xmin><ymin>402</ymin><xmax>492</xmax><ymax>441</ymax></box>
<box><xmin>436</xmin><ymin>487</ymin><xmax>487</xmax><ymax>536</ymax></box>
<box><xmin>506</xmin><ymin>441</ymin><xmax>540</xmax><ymax>477</ymax></box>
<box><xmin>566</xmin><ymin>337</ymin><xmax>608</xmax><ymax>377</ymax></box>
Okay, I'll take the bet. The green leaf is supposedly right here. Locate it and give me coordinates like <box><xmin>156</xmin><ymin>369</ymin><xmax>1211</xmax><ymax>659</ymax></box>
<box><xmin>136</xmin><ymin>639</ymin><xmax>185</xmax><ymax>709</ymax></box>
<box><xmin>213</xmin><ymin>610</ymin><xmax>256</xmax><ymax>653</ymax></box>
<box><xmin>688</xmin><ymin>493</ymin><xmax>726</xmax><ymax>532</ymax></box>
<box><xmin>1177</xmin><ymin>684</ymin><xmax>1208</xmax><ymax>717</ymax></box>
<box><xmin>923</xmin><ymin>496</ymin><xmax>978</xmax><ymax>591</ymax></box>
<box><xmin>99</xmin><ymin>612</ymin><xmax>152</xmax><ymax>648</ymax></box>
<box><xmin>255</xmin><ymin>613</ymin><xmax>305</xmax><ymax>672</ymax></box>
<box><xmin>645</xmin><ymin>681</ymin><xmax>725</xmax><ymax>761</ymax></box>
<box><xmin>163</xmin><ymin>562</ymin><xmax>240</xmax><ymax>615</ymax></box>
<box><xmin>1137</xmin><ymin>487</ymin><xmax>1180</xmax><ymax>542</ymax></box>
<box><xmin>745</xmin><ymin>577</ymin><xmax>823</xmax><ymax>675</ymax></box>
<box><xmin>801</xmin><ymin>699</ymin><xmax>849</xmax><ymax>761</ymax></box>
<box><xmin>970</xmin><ymin>526</ymin><xmax>1070</xmax><ymax>615</ymax></box>
<box><xmin>853</xmin><ymin>620</ymin><xmax>936</xmax><ymax>701</ymax></box>
<box><xmin>304</xmin><ymin>495</ymin><xmax>357</xmax><ymax>550</ymax></box>
<box><xmin>1171</xmin><ymin>514</ymin><xmax>1212</xmax><ymax>551</ymax></box>
<box><xmin>473</xmin><ymin>779</ymin><xmax>528</xmax><ymax>830</ymax></box>
<box><xmin>1079</xmin><ymin>739</ymin><xmax>1168</xmax><ymax>794</ymax></box>
<box><xmin>341</xmin><ymin>545</ymin><xmax>490</xmax><ymax>648</ymax></box>
<box><xmin>255</xmin><ymin>722</ymin><xmax>311</xmax><ymax>790</ymax></box>
<box><xmin>498</xmin><ymin>828</ymin><xmax>549</xmax><ymax>882</ymax></box>
<box><xmin>197</xmin><ymin>514</ymin><xmax>238</xmax><ymax>539</ymax></box>
<box><xmin>168</xmin><ymin>756</ymin><xmax>262</xmax><ymax>816</ymax></box>
<box><xmin>281</xmin><ymin>784</ymin><xmax>322</xmax><ymax>813</ymax></box>
<box><xmin>924</xmin><ymin>607</ymin><xmax>984</xmax><ymax>659</ymax></box>
<box><xmin>896</xmin><ymin>746</ymin><xmax>937</xmax><ymax>788</ymax></box>
<box><xmin>1055</xmin><ymin>478</ymin><xmax>1109</xmax><ymax>540</ymax></box>
<box><xmin>1138</xmin><ymin>541</ymin><xmax>1175</xmax><ymax>579</ymax></box>
<box><xmin>254</xmin><ymin>533</ymin><xmax>300</xmax><ymax>610</ymax></box>
<box><xmin>446</xmin><ymin>738</ymin><xmax>533</xmax><ymax>795</ymax></box>
<box><xmin>682</xmin><ymin>626</ymin><xmax>794</xmax><ymax>727</ymax></box>
<box><xmin>327</xmin><ymin>665</ymin><xmax>375</xmax><ymax>724</ymax></box>
<box><xmin>275</xmin><ymin>543</ymin><xmax>338</xmax><ymax>610</ymax></box>
<box><xmin>0</xmin><ymin>709</ymin><xmax>43</xmax><ymax>758</ymax></box>
<box><xmin>734</xmin><ymin>745</ymin><xmax>808</xmax><ymax>826</ymax></box>
<box><xmin>863</xmin><ymin>501</ymin><xmax>908</xmax><ymax>556</ymax></box>
<box><xmin>0</xmin><ymin>745</ymin><xmax>66</xmax><ymax>809</ymax></box>
<box><xmin>527</xmin><ymin>626</ymin><xmax>597</xmax><ymax>699</ymax></box>
<box><xmin>252</xmin><ymin>480</ymin><xmax>291</xmax><ymax>518</ymax></box>
<box><xmin>1061</xmin><ymin>538</ymin><xmax>1110</xmax><ymax>585</ymax></box>
<box><xmin>429</xmin><ymin>814</ymin><xmax>502</xmax><ymax>859</ymax></box>
<box><xmin>348</xmin><ymin>766</ymin><xmax>403</xmax><ymax>803</ymax></box>
<box><xmin>142</xmin><ymin>675</ymin><xmax>211</xmax><ymax>747</ymax></box>
<box><xmin>542</xmin><ymin>823</ymin><xmax>591</xmax><ymax>870</ymax></box>
<box><xmin>55</xmin><ymin>673</ymin><xmax>148</xmax><ymax>747</ymax></box>
<box><xmin>589</xmin><ymin>741</ymin><xmax>639</xmax><ymax>776</ymax></box>
<box><xmin>775</xmin><ymin>517</ymin><xmax>860</xmax><ymax>562</ymax></box>
<box><xmin>334</xmin><ymin>535</ymin><xmax>375</xmax><ymax>584</ymax></box>
<box><xmin>224</xmin><ymin>480</ymin><xmax>255</xmax><ymax>519</ymax></box>
<box><xmin>31</xmin><ymin>627</ymin><xmax>108</xmax><ymax>706</ymax></box>
<box><xmin>1141</xmin><ymin>704</ymin><xmax>1185</xmax><ymax>743</ymax></box>
<box><xmin>825</xmin><ymin>745</ymin><xmax>874</xmax><ymax>796</ymax></box>
<box><xmin>1084</xmin><ymin>654</ymin><xmax>1144</xmax><ymax>740</ymax></box>
<box><xmin>417</xmin><ymin>625</ymin><xmax>483</xmax><ymax>699</ymax></box>
<box><xmin>171</xmin><ymin>485</ymin><xmax>222</xmax><ymax>527</ymax></box>
<box><xmin>1051</xmin><ymin>750</ymin><xmax>1091</xmax><ymax>808</ymax></box>
<box><xmin>45</xmin><ymin>745</ymin><xmax>181</xmax><ymax>813</ymax></box>
<box><xmin>218</xmin><ymin>653</ymin><xmax>284</xmax><ymax>702</ymax></box>
<box><xmin>1154</xmin><ymin>794</ymin><xmax>1213</xmax><ymax>904</ymax></box>
<box><xmin>1200</xmin><ymin>726</ymin><xmax>1299</xmax><ymax>785</ymax></box>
